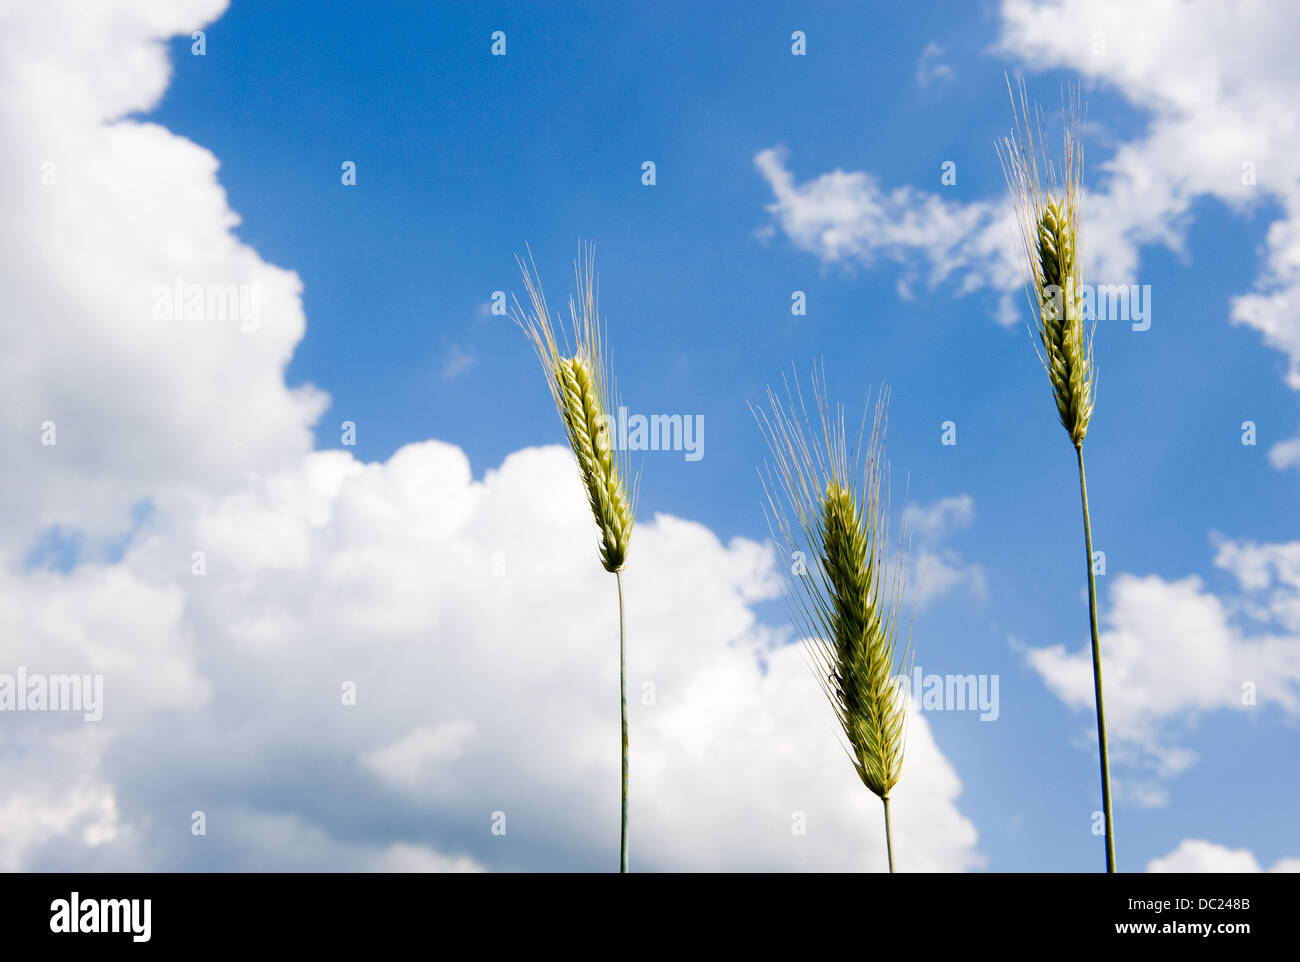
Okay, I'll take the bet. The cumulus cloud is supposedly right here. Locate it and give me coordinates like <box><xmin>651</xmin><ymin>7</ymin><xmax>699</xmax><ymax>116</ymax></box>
<box><xmin>1213</xmin><ymin>536</ymin><xmax>1300</xmax><ymax>631</ymax></box>
<box><xmin>997</xmin><ymin>0</ymin><xmax>1300</xmax><ymax>383</ymax></box>
<box><xmin>1148</xmin><ymin>839</ymin><xmax>1300</xmax><ymax>873</ymax></box>
<box><xmin>754</xmin><ymin>0</ymin><xmax>1300</xmax><ymax>814</ymax></box>
<box><xmin>7</xmin><ymin>441</ymin><xmax>984</xmax><ymax>872</ymax></box>
<box><xmin>0</xmin><ymin>0</ymin><xmax>327</xmax><ymax>553</ymax></box>
<box><xmin>1026</xmin><ymin>546</ymin><xmax>1300</xmax><ymax>804</ymax></box>
<box><xmin>363</xmin><ymin>721</ymin><xmax>478</xmax><ymax>797</ymax></box>
<box><xmin>757</xmin><ymin>0</ymin><xmax>1300</xmax><ymax>451</ymax></box>
<box><xmin>0</xmin><ymin>0</ymin><xmax>982</xmax><ymax>872</ymax></box>
<box><xmin>753</xmin><ymin>147</ymin><xmax>1023</xmax><ymax>323</ymax></box>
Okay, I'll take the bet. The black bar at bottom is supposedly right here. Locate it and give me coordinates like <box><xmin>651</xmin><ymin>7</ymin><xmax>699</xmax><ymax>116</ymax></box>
<box><xmin>0</xmin><ymin>871</ymin><xmax>1285</xmax><ymax>948</ymax></box>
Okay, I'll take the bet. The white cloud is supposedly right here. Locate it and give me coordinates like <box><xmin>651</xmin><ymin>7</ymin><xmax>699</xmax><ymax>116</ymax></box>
<box><xmin>903</xmin><ymin>495</ymin><xmax>987</xmax><ymax>606</ymax></box>
<box><xmin>914</xmin><ymin>548</ymin><xmax>989</xmax><ymax>607</ymax></box>
<box><xmin>4</xmin><ymin>441</ymin><xmax>984</xmax><ymax>872</ymax></box>
<box><xmin>370</xmin><ymin>842</ymin><xmax>482</xmax><ymax>873</ymax></box>
<box><xmin>758</xmin><ymin>0</ymin><xmax>1300</xmax><ymax>453</ymax></box>
<box><xmin>905</xmin><ymin>494</ymin><xmax>975</xmax><ymax>542</ymax></box>
<box><xmin>0</xmin><ymin>732</ymin><xmax>122</xmax><ymax>872</ymax></box>
<box><xmin>1148</xmin><ymin>839</ymin><xmax>1300</xmax><ymax>873</ymax></box>
<box><xmin>1213</xmin><ymin>536</ymin><xmax>1300</xmax><ymax>631</ymax></box>
<box><xmin>1268</xmin><ymin>437</ymin><xmax>1300</xmax><ymax>472</ymax></box>
<box><xmin>1026</xmin><ymin>552</ymin><xmax>1300</xmax><ymax>803</ymax></box>
<box><xmin>753</xmin><ymin>147</ymin><xmax>1023</xmax><ymax>324</ymax></box>
<box><xmin>0</xmin><ymin>0</ymin><xmax>327</xmax><ymax>553</ymax></box>
<box><xmin>0</xmin><ymin>0</ymin><xmax>983</xmax><ymax>872</ymax></box>
<box><xmin>364</xmin><ymin>721</ymin><xmax>478</xmax><ymax>797</ymax></box>
<box><xmin>1000</xmin><ymin>0</ymin><xmax>1300</xmax><ymax>422</ymax></box>
<box><xmin>915</xmin><ymin>42</ymin><xmax>954</xmax><ymax>88</ymax></box>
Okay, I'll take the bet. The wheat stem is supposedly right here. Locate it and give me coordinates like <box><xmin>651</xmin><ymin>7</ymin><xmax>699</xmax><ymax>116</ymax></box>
<box><xmin>1001</xmin><ymin>81</ymin><xmax>1117</xmax><ymax>872</ymax></box>
<box><xmin>617</xmin><ymin>569</ymin><xmax>629</xmax><ymax>873</ymax></box>
<box><xmin>882</xmin><ymin>796</ymin><xmax>895</xmax><ymax>873</ymax></box>
<box><xmin>512</xmin><ymin>244</ymin><xmax>637</xmax><ymax>873</ymax></box>
<box><xmin>1076</xmin><ymin>444</ymin><xmax>1116</xmax><ymax>872</ymax></box>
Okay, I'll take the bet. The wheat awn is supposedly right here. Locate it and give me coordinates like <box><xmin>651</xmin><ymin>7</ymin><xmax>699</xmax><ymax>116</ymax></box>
<box><xmin>754</xmin><ymin>364</ymin><xmax>911</xmax><ymax>871</ymax></box>
<box><xmin>512</xmin><ymin>243</ymin><xmax>636</xmax><ymax>872</ymax></box>
<box><xmin>998</xmin><ymin>78</ymin><xmax>1117</xmax><ymax>872</ymax></box>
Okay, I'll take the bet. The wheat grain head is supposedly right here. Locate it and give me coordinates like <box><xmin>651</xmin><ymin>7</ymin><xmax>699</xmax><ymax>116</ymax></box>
<box><xmin>997</xmin><ymin>77</ymin><xmax>1095</xmax><ymax>447</ymax></box>
<box><xmin>512</xmin><ymin>244</ymin><xmax>635</xmax><ymax>573</ymax></box>
<box><xmin>753</xmin><ymin>364</ymin><xmax>911</xmax><ymax>800</ymax></box>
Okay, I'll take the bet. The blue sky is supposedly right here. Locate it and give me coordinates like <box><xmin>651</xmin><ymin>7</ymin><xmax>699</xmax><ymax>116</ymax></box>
<box><xmin>155</xmin><ymin>2</ymin><xmax>1293</xmax><ymax>868</ymax></box>
<box><xmin>3</xmin><ymin>0</ymin><xmax>1298</xmax><ymax>873</ymax></box>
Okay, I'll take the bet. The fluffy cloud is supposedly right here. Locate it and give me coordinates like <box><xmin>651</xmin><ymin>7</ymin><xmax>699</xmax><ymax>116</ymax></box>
<box><xmin>0</xmin><ymin>0</ymin><xmax>326</xmax><ymax>552</ymax></box>
<box><xmin>754</xmin><ymin>0</ymin><xmax>1300</xmax><ymax>813</ymax></box>
<box><xmin>1026</xmin><ymin>551</ymin><xmax>1300</xmax><ymax>803</ymax></box>
<box><xmin>6</xmin><ymin>441</ymin><xmax>983</xmax><ymax>872</ymax></box>
<box><xmin>989</xmin><ymin>0</ymin><xmax>1300</xmax><ymax>811</ymax></box>
<box><xmin>754</xmin><ymin>148</ymin><xmax>1023</xmax><ymax>323</ymax></box>
<box><xmin>758</xmin><ymin>0</ymin><xmax>1300</xmax><ymax>453</ymax></box>
<box><xmin>1148</xmin><ymin>839</ymin><xmax>1300</xmax><ymax>873</ymax></box>
<box><xmin>998</xmin><ymin>0</ymin><xmax>1300</xmax><ymax>385</ymax></box>
<box><xmin>0</xmin><ymin>0</ymin><xmax>982</xmax><ymax>872</ymax></box>
<box><xmin>1213</xmin><ymin>536</ymin><xmax>1300</xmax><ymax>631</ymax></box>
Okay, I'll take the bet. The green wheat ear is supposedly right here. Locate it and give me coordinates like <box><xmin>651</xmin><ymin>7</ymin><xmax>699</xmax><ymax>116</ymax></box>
<box><xmin>753</xmin><ymin>365</ymin><xmax>911</xmax><ymax>870</ymax></box>
<box><xmin>555</xmin><ymin>352</ymin><xmax>634</xmax><ymax>571</ymax></box>
<box><xmin>511</xmin><ymin>242</ymin><xmax>637</xmax><ymax>873</ymax></box>
<box><xmin>997</xmin><ymin>77</ymin><xmax>1117</xmax><ymax>872</ymax></box>
<box><xmin>821</xmin><ymin>480</ymin><xmax>907</xmax><ymax>800</ymax></box>
<box><xmin>513</xmin><ymin>244</ymin><xmax>636</xmax><ymax>572</ymax></box>
<box><xmin>1036</xmin><ymin>199</ymin><xmax>1093</xmax><ymax>445</ymax></box>
<box><xmin>997</xmin><ymin>77</ymin><xmax>1095</xmax><ymax>447</ymax></box>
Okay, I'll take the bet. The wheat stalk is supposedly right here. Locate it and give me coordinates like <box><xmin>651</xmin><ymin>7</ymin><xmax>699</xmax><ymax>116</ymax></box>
<box><xmin>998</xmin><ymin>78</ymin><xmax>1117</xmax><ymax>872</ymax></box>
<box><xmin>511</xmin><ymin>243</ymin><xmax>636</xmax><ymax>872</ymax></box>
<box><xmin>753</xmin><ymin>364</ymin><xmax>911</xmax><ymax>871</ymax></box>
